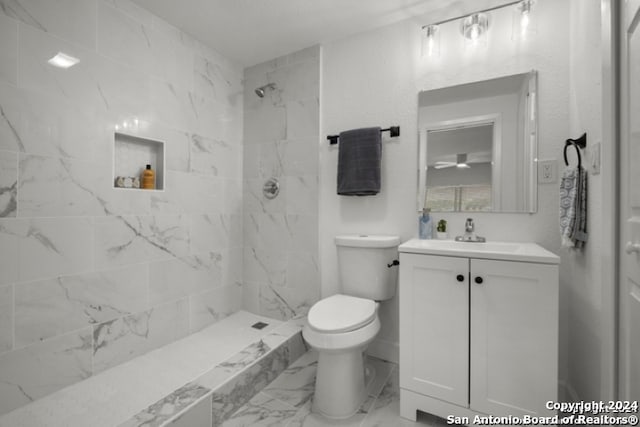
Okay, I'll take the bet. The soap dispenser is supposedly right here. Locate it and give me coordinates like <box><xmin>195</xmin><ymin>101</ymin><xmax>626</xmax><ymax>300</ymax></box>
<box><xmin>419</xmin><ymin>208</ymin><xmax>433</xmax><ymax>239</ymax></box>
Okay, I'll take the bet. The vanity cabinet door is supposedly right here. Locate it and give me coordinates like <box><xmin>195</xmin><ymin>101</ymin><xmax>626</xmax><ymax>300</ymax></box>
<box><xmin>399</xmin><ymin>253</ymin><xmax>469</xmax><ymax>407</ymax></box>
<box><xmin>469</xmin><ymin>259</ymin><xmax>558</xmax><ymax>417</ymax></box>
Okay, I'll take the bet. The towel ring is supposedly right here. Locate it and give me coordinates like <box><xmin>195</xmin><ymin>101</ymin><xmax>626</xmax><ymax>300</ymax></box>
<box><xmin>563</xmin><ymin>142</ymin><xmax>582</xmax><ymax>168</ymax></box>
<box><xmin>563</xmin><ymin>133</ymin><xmax>587</xmax><ymax>168</ymax></box>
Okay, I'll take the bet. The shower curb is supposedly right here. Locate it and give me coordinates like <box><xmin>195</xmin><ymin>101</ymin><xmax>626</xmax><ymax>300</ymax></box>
<box><xmin>119</xmin><ymin>324</ymin><xmax>307</xmax><ymax>427</ymax></box>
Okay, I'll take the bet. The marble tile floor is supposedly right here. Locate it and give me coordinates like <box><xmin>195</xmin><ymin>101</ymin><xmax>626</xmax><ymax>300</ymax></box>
<box><xmin>221</xmin><ymin>351</ymin><xmax>449</xmax><ymax>427</ymax></box>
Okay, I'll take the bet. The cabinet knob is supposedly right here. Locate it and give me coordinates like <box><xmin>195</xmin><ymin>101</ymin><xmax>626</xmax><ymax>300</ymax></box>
<box><xmin>456</xmin><ymin>274</ymin><xmax>465</xmax><ymax>282</ymax></box>
<box><xmin>474</xmin><ymin>276</ymin><xmax>484</xmax><ymax>284</ymax></box>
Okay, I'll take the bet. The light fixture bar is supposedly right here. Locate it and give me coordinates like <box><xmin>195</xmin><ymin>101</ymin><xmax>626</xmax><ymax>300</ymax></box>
<box><xmin>421</xmin><ymin>0</ymin><xmax>522</xmax><ymax>29</ymax></box>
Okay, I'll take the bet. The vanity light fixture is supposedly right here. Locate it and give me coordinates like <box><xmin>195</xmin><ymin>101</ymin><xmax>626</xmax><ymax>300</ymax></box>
<box><xmin>461</xmin><ymin>13</ymin><xmax>489</xmax><ymax>45</ymax></box>
<box><xmin>513</xmin><ymin>0</ymin><xmax>536</xmax><ymax>40</ymax></box>
<box><xmin>47</xmin><ymin>52</ymin><xmax>80</xmax><ymax>69</ymax></box>
<box><xmin>422</xmin><ymin>25</ymin><xmax>440</xmax><ymax>57</ymax></box>
<box><xmin>421</xmin><ymin>0</ymin><xmax>534</xmax><ymax>55</ymax></box>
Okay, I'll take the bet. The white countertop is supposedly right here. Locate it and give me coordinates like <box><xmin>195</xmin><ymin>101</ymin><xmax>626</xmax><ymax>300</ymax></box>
<box><xmin>399</xmin><ymin>238</ymin><xmax>560</xmax><ymax>264</ymax></box>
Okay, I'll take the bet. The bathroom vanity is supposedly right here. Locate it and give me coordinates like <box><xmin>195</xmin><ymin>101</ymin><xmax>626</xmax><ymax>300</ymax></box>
<box><xmin>398</xmin><ymin>239</ymin><xmax>559</xmax><ymax>421</ymax></box>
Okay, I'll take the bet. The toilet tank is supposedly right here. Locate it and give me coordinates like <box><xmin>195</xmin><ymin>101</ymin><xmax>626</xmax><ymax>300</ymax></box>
<box><xmin>335</xmin><ymin>235</ymin><xmax>401</xmax><ymax>301</ymax></box>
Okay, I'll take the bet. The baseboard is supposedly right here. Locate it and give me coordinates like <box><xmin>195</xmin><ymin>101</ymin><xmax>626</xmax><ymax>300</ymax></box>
<box><xmin>368</xmin><ymin>337</ymin><xmax>399</xmax><ymax>364</ymax></box>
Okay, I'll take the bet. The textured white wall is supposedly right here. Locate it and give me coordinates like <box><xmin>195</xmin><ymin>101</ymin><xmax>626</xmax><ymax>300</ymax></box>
<box><xmin>565</xmin><ymin>0</ymin><xmax>607</xmax><ymax>401</ymax></box>
<box><xmin>320</xmin><ymin>0</ymin><xmax>571</xmax><ymax>366</ymax></box>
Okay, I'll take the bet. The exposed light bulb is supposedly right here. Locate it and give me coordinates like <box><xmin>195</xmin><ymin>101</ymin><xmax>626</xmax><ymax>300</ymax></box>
<box><xmin>470</xmin><ymin>25</ymin><xmax>480</xmax><ymax>41</ymax></box>
<box><xmin>513</xmin><ymin>0</ymin><xmax>536</xmax><ymax>41</ymax></box>
<box><xmin>461</xmin><ymin>13</ymin><xmax>489</xmax><ymax>47</ymax></box>
<box><xmin>423</xmin><ymin>25</ymin><xmax>440</xmax><ymax>57</ymax></box>
<box><xmin>521</xmin><ymin>12</ymin><xmax>530</xmax><ymax>33</ymax></box>
<box><xmin>427</xmin><ymin>37</ymin><xmax>436</xmax><ymax>55</ymax></box>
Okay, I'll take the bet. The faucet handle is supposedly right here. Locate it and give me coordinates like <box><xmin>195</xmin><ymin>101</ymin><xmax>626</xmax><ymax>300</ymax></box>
<box><xmin>465</xmin><ymin>218</ymin><xmax>474</xmax><ymax>232</ymax></box>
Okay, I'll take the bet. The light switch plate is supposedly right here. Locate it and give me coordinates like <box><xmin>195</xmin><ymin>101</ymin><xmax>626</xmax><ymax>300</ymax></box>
<box><xmin>538</xmin><ymin>159</ymin><xmax>557</xmax><ymax>184</ymax></box>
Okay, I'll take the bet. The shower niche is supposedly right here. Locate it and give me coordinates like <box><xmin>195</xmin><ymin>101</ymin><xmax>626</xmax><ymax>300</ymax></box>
<box><xmin>113</xmin><ymin>132</ymin><xmax>165</xmax><ymax>190</ymax></box>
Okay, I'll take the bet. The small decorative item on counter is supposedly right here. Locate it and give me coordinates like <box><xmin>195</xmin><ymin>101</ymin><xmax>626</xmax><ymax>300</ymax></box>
<box><xmin>419</xmin><ymin>208</ymin><xmax>433</xmax><ymax>239</ymax></box>
<box><xmin>141</xmin><ymin>164</ymin><xmax>155</xmax><ymax>189</ymax></box>
<box><xmin>436</xmin><ymin>219</ymin><xmax>448</xmax><ymax>240</ymax></box>
<box><xmin>115</xmin><ymin>176</ymin><xmax>141</xmax><ymax>188</ymax></box>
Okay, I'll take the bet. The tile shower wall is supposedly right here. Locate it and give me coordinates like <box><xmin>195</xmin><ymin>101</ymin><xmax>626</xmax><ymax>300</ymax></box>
<box><xmin>242</xmin><ymin>47</ymin><xmax>320</xmax><ymax>320</ymax></box>
<box><xmin>0</xmin><ymin>0</ymin><xmax>243</xmax><ymax>415</ymax></box>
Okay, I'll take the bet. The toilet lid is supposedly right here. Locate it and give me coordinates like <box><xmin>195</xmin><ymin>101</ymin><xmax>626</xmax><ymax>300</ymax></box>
<box><xmin>308</xmin><ymin>294</ymin><xmax>377</xmax><ymax>333</ymax></box>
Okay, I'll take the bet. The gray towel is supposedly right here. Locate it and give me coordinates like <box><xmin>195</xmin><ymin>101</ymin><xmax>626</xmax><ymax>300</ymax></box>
<box><xmin>559</xmin><ymin>165</ymin><xmax>588</xmax><ymax>249</ymax></box>
<box><xmin>337</xmin><ymin>127</ymin><xmax>381</xmax><ymax>196</ymax></box>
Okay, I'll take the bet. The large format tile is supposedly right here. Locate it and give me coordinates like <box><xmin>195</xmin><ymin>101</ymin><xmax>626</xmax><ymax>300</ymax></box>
<box><xmin>0</xmin><ymin>13</ymin><xmax>17</xmax><ymax>85</ymax></box>
<box><xmin>94</xmin><ymin>215</ymin><xmax>189</xmax><ymax>269</ymax></box>
<box><xmin>97</xmin><ymin>2</ymin><xmax>154</xmax><ymax>76</ymax></box>
<box><xmin>0</xmin><ymin>83</ymin><xmax>107</xmax><ymax>160</ymax></box>
<box><xmin>210</xmin><ymin>342</ymin><xmax>290</xmax><ymax>425</ymax></box>
<box><xmin>190</xmin><ymin>214</ymin><xmax>230</xmax><ymax>253</ymax></box>
<box><xmin>194</xmin><ymin>54</ymin><xmax>243</xmax><ymax>106</ymax></box>
<box><xmin>190</xmin><ymin>133</ymin><xmax>239</xmax><ymax>178</ymax></box>
<box><xmin>92</xmin><ymin>298</ymin><xmax>189</xmax><ymax>373</ymax></box>
<box><xmin>148</xmin><ymin>252</ymin><xmax>222</xmax><ymax>306</ymax></box>
<box><xmin>224</xmin><ymin>351</ymin><xmax>445</xmax><ymax>427</ymax></box>
<box><xmin>222</xmin><ymin>392</ymin><xmax>299</xmax><ymax>427</ymax></box>
<box><xmin>261</xmin><ymin>350</ymin><xmax>317</xmax><ymax>409</ymax></box>
<box><xmin>18</xmin><ymin>154</ymin><xmax>107</xmax><ymax>217</ymax></box>
<box><xmin>16</xmin><ymin>217</ymin><xmax>94</xmax><ymax>283</ymax></box>
<box><xmin>18</xmin><ymin>24</ymin><xmax>104</xmax><ymax>109</ymax></box>
<box><xmin>0</xmin><ymin>284</ymin><xmax>12</xmax><ymax>353</ymax></box>
<box><xmin>0</xmin><ymin>328</ymin><xmax>92</xmax><ymax>415</ymax></box>
<box><xmin>14</xmin><ymin>265</ymin><xmax>149</xmax><ymax>347</ymax></box>
<box><xmin>0</xmin><ymin>0</ymin><xmax>97</xmax><ymax>49</ymax></box>
<box><xmin>189</xmin><ymin>284</ymin><xmax>241</xmax><ymax>333</ymax></box>
<box><xmin>0</xmin><ymin>151</ymin><xmax>17</xmax><ymax>217</ymax></box>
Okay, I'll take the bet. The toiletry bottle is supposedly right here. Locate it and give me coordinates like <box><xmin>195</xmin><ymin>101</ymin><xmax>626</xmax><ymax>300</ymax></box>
<box><xmin>142</xmin><ymin>164</ymin><xmax>155</xmax><ymax>189</ymax></box>
<box><xmin>419</xmin><ymin>208</ymin><xmax>433</xmax><ymax>239</ymax></box>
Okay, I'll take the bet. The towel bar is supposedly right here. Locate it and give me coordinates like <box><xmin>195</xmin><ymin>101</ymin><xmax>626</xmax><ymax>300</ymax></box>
<box><xmin>327</xmin><ymin>126</ymin><xmax>400</xmax><ymax>145</ymax></box>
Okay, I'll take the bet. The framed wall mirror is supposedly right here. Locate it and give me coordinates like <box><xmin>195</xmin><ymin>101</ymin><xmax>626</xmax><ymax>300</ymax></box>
<box><xmin>417</xmin><ymin>71</ymin><xmax>538</xmax><ymax>213</ymax></box>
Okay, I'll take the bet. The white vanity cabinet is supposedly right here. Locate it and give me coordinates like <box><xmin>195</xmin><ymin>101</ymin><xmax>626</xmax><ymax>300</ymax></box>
<box><xmin>398</xmin><ymin>240</ymin><xmax>559</xmax><ymax>422</ymax></box>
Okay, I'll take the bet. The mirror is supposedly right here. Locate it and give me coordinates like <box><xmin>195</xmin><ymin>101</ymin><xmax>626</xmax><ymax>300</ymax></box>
<box><xmin>417</xmin><ymin>71</ymin><xmax>538</xmax><ymax>213</ymax></box>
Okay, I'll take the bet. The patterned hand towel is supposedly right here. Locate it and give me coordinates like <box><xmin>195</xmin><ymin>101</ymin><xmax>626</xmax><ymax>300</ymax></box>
<box><xmin>559</xmin><ymin>165</ymin><xmax>588</xmax><ymax>249</ymax></box>
<box><xmin>337</xmin><ymin>127</ymin><xmax>382</xmax><ymax>196</ymax></box>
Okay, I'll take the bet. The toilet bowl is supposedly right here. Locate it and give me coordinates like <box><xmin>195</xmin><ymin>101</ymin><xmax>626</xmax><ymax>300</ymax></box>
<box><xmin>303</xmin><ymin>234</ymin><xmax>400</xmax><ymax>419</ymax></box>
<box><xmin>303</xmin><ymin>294</ymin><xmax>381</xmax><ymax>419</ymax></box>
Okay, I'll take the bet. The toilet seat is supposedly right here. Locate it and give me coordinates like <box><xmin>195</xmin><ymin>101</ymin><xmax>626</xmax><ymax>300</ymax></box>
<box><xmin>308</xmin><ymin>294</ymin><xmax>376</xmax><ymax>333</ymax></box>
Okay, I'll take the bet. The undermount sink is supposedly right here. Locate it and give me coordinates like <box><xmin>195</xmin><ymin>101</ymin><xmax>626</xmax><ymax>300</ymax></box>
<box><xmin>398</xmin><ymin>238</ymin><xmax>559</xmax><ymax>264</ymax></box>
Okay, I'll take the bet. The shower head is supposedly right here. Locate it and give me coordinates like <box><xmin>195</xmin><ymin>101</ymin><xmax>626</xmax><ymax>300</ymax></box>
<box><xmin>255</xmin><ymin>83</ymin><xmax>276</xmax><ymax>98</ymax></box>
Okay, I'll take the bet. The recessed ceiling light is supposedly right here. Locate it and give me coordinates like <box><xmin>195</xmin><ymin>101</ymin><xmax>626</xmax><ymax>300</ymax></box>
<box><xmin>47</xmin><ymin>52</ymin><xmax>80</xmax><ymax>69</ymax></box>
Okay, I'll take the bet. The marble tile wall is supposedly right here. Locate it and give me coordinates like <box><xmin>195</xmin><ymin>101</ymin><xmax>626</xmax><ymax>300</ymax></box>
<box><xmin>0</xmin><ymin>0</ymin><xmax>244</xmax><ymax>415</ymax></box>
<box><xmin>242</xmin><ymin>47</ymin><xmax>321</xmax><ymax>320</ymax></box>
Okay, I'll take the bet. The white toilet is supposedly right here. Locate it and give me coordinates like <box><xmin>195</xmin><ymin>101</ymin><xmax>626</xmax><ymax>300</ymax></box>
<box><xmin>303</xmin><ymin>234</ymin><xmax>400</xmax><ymax>419</ymax></box>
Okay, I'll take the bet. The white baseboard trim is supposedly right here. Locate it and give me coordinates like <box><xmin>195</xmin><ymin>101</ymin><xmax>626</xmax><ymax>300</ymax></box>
<box><xmin>367</xmin><ymin>337</ymin><xmax>399</xmax><ymax>364</ymax></box>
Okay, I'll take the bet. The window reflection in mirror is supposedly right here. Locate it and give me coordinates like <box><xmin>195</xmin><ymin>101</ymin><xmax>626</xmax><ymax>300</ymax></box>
<box><xmin>417</xmin><ymin>71</ymin><xmax>538</xmax><ymax>213</ymax></box>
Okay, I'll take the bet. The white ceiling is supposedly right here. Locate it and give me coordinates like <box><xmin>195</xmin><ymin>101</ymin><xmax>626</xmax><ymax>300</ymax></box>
<box><xmin>130</xmin><ymin>0</ymin><xmax>486</xmax><ymax>67</ymax></box>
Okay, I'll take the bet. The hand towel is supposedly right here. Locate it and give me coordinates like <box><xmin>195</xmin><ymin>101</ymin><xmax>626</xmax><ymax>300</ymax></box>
<box><xmin>559</xmin><ymin>165</ymin><xmax>588</xmax><ymax>249</ymax></box>
<box><xmin>337</xmin><ymin>127</ymin><xmax>382</xmax><ymax>196</ymax></box>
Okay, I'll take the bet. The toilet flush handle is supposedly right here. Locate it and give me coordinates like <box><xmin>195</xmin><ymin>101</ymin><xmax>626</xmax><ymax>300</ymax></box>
<box><xmin>387</xmin><ymin>260</ymin><xmax>400</xmax><ymax>268</ymax></box>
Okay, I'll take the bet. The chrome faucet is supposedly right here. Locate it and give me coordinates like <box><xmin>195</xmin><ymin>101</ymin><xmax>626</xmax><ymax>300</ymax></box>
<box><xmin>455</xmin><ymin>218</ymin><xmax>486</xmax><ymax>242</ymax></box>
<box><xmin>465</xmin><ymin>218</ymin><xmax>474</xmax><ymax>233</ymax></box>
